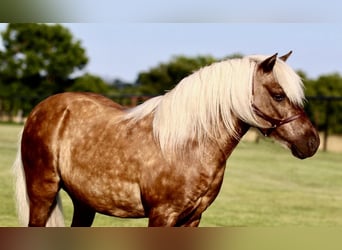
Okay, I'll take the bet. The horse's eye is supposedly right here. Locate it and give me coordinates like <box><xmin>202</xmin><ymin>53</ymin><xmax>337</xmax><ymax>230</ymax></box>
<box><xmin>273</xmin><ymin>94</ymin><xmax>285</xmax><ymax>102</ymax></box>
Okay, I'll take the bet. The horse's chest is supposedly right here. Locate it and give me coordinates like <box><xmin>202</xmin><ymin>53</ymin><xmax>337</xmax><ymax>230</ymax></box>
<box><xmin>62</xmin><ymin>169</ymin><xmax>146</xmax><ymax>217</ymax></box>
<box><xmin>197</xmin><ymin>166</ymin><xmax>226</xmax><ymax>206</ymax></box>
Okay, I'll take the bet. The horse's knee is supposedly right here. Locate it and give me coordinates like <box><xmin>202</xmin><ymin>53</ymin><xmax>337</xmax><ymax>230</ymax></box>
<box><xmin>179</xmin><ymin>215</ymin><xmax>202</xmax><ymax>227</ymax></box>
<box><xmin>148</xmin><ymin>209</ymin><xmax>179</xmax><ymax>227</ymax></box>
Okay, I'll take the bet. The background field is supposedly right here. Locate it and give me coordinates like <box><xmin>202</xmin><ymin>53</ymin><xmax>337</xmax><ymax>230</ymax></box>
<box><xmin>1</xmin><ymin>124</ymin><xmax>342</xmax><ymax>227</ymax></box>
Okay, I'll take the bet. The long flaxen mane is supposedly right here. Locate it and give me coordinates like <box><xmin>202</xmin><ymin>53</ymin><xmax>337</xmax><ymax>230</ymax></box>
<box><xmin>124</xmin><ymin>55</ymin><xmax>305</xmax><ymax>157</ymax></box>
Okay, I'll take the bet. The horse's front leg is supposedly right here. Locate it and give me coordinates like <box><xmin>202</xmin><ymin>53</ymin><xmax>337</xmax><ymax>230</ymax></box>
<box><xmin>147</xmin><ymin>208</ymin><xmax>202</xmax><ymax>227</ymax></box>
<box><xmin>147</xmin><ymin>208</ymin><xmax>179</xmax><ymax>227</ymax></box>
<box><xmin>180</xmin><ymin>214</ymin><xmax>202</xmax><ymax>227</ymax></box>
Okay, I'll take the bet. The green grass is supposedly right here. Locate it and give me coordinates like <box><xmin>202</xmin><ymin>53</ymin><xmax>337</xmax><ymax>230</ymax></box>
<box><xmin>203</xmin><ymin>140</ymin><xmax>342</xmax><ymax>226</ymax></box>
<box><xmin>0</xmin><ymin>124</ymin><xmax>22</xmax><ymax>226</ymax></box>
<box><xmin>1</xmin><ymin>124</ymin><xmax>342</xmax><ymax>227</ymax></box>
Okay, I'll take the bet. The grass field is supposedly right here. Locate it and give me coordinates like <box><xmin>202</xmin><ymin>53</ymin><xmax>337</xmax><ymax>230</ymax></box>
<box><xmin>1</xmin><ymin>123</ymin><xmax>342</xmax><ymax>227</ymax></box>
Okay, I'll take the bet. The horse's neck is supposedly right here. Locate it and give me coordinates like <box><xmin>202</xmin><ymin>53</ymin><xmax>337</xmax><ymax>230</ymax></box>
<box><xmin>136</xmin><ymin>110</ymin><xmax>250</xmax><ymax>167</ymax></box>
<box><xmin>208</xmin><ymin>119</ymin><xmax>250</xmax><ymax>165</ymax></box>
<box><xmin>180</xmin><ymin>118</ymin><xmax>250</xmax><ymax>169</ymax></box>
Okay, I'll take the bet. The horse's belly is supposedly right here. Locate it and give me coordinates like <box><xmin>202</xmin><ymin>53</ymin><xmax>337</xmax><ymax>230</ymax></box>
<box><xmin>91</xmin><ymin>182</ymin><xmax>145</xmax><ymax>218</ymax></box>
<box><xmin>63</xmin><ymin>175</ymin><xmax>145</xmax><ymax>218</ymax></box>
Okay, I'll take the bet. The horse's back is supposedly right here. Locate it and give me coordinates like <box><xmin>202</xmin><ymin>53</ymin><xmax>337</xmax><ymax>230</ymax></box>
<box><xmin>25</xmin><ymin>92</ymin><xmax>124</xmax><ymax>128</ymax></box>
<box><xmin>29</xmin><ymin>92</ymin><xmax>124</xmax><ymax>117</ymax></box>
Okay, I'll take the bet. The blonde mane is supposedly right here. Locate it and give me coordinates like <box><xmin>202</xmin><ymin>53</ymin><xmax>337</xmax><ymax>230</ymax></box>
<box><xmin>124</xmin><ymin>55</ymin><xmax>304</xmax><ymax>157</ymax></box>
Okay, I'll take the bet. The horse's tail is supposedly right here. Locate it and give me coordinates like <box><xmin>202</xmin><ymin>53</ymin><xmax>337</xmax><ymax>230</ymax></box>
<box><xmin>12</xmin><ymin>130</ymin><xmax>65</xmax><ymax>227</ymax></box>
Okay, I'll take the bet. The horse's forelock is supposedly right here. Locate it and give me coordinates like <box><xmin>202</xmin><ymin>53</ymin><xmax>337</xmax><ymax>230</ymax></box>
<box><xmin>273</xmin><ymin>59</ymin><xmax>305</xmax><ymax>106</ymax></box>
<box><xmin>248</xmin><ymin>54</ymin><xmax>305</xmax><ymax>106</ymax></box>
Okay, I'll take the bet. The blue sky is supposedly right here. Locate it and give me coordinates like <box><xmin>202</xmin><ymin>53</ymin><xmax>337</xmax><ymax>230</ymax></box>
<box><xmin>62</xmin><ymin>23</ymin><xmax>342</xmax><ymax>82</ymax></box>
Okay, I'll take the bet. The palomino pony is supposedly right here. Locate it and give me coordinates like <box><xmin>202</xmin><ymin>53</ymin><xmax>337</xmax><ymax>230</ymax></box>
<box><xmin>13</xmin><ymin>52</ymin><xmax>319</xmax><ymax>227</ymax></box>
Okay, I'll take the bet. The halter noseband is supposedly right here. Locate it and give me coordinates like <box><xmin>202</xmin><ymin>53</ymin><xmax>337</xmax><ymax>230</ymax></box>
<box><xmin>251</xmin><ymin>77</ymin><xmax>304</xmax><ymax>137</ymax></box>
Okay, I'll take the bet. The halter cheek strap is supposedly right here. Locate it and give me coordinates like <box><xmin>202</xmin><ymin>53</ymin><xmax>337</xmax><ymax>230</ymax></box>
<box><xmin>252</xmin><ymin>103</ymin><xmax>304</xmax><ymax>137</ymax></box>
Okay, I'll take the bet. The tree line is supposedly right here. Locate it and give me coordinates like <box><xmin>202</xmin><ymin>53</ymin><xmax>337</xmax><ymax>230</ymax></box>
<box><xmin>0</xmin><ymin>23</ymin><xmax>341</xmax><ymax>133</ymax></box>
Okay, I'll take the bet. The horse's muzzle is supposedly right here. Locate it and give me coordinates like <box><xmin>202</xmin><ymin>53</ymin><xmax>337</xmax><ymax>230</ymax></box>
<box><xmin>290</xmin><ymin>132</ymin><xmax>320</xmax><ymax>159</ymax></box>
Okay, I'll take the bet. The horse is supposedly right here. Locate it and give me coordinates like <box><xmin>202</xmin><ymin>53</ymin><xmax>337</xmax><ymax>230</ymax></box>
<box><xmin>12</xmin><ymin>52</ymin><xmax>320</xmax><ymax>227</ymax></box>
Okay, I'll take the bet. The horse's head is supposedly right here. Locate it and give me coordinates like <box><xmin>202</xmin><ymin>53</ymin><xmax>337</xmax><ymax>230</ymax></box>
<box><xmin>251</xmin><ymin>52</ymin><xmax>320</xmax><ymax>159</ymax></box>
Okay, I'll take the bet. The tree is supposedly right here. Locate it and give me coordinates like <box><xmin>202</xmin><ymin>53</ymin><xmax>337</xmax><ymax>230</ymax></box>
<box><xmin>67</xmin><ymin>73</ymin><xmax>109</xmax><ymax>93</ymax></box>
<box><xmin>135</xmin><ymin>55</ymin><xmax>217</xmax><ymax>95</ymax></box>
<box><xmin>0</xmin><ymin>23</ymin><xmax>88</xmax><ymax>118</ymax></box>
<box><xmin>304</xmin><ymin>73</ymin><xmax>342</xmax><ymax>133</ymax></box>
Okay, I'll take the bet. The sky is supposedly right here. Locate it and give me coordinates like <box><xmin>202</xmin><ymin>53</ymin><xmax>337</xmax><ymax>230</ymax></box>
<box><xmin>0</xmin><ymin>0</ymin><xmax>341</xmax><ymax>83</ymax></box>
<box><xmin>63</xmin><ymin>23</ymin><xmax>342</xmax><ymax>82</ymax></box>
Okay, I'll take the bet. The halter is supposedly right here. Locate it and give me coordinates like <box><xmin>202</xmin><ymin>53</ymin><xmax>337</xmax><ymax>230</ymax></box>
<box><xmin>251</xmin><ymin>76</ymin><xmax>304</xmax><ymax>137</ymax></box>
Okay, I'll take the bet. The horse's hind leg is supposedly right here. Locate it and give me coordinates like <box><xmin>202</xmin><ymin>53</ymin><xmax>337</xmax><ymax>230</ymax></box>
<box><xmin>71</xmin><ymin>198</ymin><xmax>96</xmax><ymax>227</ymax></box>
<box><xmin>24</xmin><ymin>157</ymin><xmax>62</xmax><ymax>226</ymax></box>
<box><xmin>27</xmin><ymin>181</ymin><xmax>60</xmax><ymax>227</ymax></box>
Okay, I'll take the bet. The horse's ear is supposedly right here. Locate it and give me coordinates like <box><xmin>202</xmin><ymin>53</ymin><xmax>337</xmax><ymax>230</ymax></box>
<box><xmin>279</xmin><ymin>50</ymin><xmax>293</xmax><ymax>62</ymax></box>
<box><xmin>259</xmin><ymin>53</ymin><xmax>278</xmax><ymax>73</ymax></box>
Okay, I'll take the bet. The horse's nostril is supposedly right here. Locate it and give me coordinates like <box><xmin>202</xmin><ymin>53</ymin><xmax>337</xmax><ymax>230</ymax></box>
<box><xmin>308</xmin><ymin>134</ymin><xmax>320</xmax><ymax>153</ymax></box>
<box><xmin>309</xmin><ymin>137</ymin><xmax>317</xmax><ymax>148</ymax></box>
